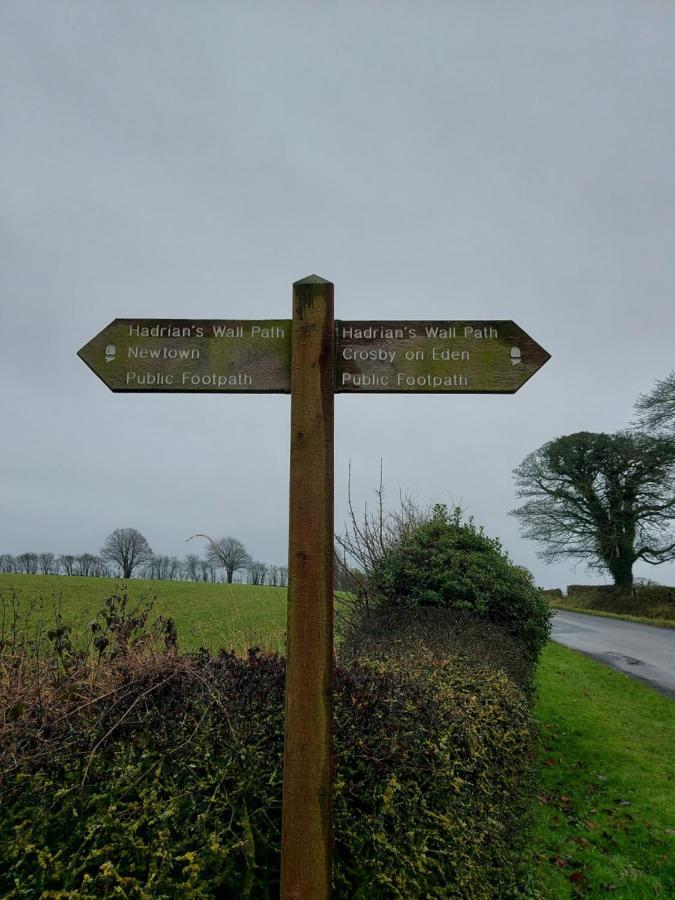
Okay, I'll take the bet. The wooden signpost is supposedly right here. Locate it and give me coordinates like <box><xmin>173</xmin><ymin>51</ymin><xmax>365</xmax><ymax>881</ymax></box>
<box><xmin>78</xmin><ymin>276</ymin><xmax>550</xmax><ymax>899</ymax></box>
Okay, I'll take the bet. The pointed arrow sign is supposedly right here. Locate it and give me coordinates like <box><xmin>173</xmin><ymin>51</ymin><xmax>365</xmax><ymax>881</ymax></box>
<box><xmin>336</xmin><ymin>319</ymin><xmax>550</xmax><ymax>393</ymax></box>
<box><xmin>79</xmin><ymin>318</ymin><xmax>550</xmax><ymax>395</ymax></box>
<box><xmin>77</xmin><ymin>319</ymin><xmax>292</xmax><ymax>393</ymax></box>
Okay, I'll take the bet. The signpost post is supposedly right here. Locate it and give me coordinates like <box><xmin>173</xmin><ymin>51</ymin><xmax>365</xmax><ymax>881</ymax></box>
<box><xmin>281</xmin><ymin>277</ymin><xmax>334</xmax><ymax>900</ymax></box>
<box><xmin>78</xmin><ymin>276</ymin><xmax>550</xmax><ymax>899</ymax></box>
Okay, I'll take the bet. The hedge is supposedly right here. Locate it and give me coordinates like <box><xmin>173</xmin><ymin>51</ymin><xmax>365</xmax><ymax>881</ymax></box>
<box><xmin>367</xmin><ymin>504</ymin><xmax>551</xmax><ymax>681</ymax></box>
<box><xmin>1</xmin><ymin>637</ymin><xmax>535</xmax><ymax>898</ymax></box>
<box><xmin>564</xmin><ymin>584</ymin><xmax>675</xmax><ymax>622</ymax></box>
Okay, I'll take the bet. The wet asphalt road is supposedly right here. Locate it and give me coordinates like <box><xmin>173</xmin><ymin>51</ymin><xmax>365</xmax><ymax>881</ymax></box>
<box><xmin>550</xmin><ymin>610</ymin><xmax>675</xmax><ymax>699</ymax></box>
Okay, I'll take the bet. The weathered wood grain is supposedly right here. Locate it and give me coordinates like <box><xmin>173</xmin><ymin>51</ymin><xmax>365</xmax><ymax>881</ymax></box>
<box><xmin>281</xmin><ymin>277</ymin><xmax>334</xmax><ymax>900</ymax></box>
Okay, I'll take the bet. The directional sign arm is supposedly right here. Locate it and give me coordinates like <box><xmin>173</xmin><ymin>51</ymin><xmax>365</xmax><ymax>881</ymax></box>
<box><xmin>78</xmin><ymin>319</ymin><xmax>293</xmax><ymax>393</ymax></box>
<box><xmin>335</xmin><ymin>320</ymin><xmax>550</xmax><ymax>393</ymax></box>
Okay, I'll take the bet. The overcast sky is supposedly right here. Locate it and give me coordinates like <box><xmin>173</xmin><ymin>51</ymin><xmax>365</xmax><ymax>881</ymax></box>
<box><xmin>2</xmin><ymin>1</ymin><xmax>674</xmax><ymax>589</ymax></box>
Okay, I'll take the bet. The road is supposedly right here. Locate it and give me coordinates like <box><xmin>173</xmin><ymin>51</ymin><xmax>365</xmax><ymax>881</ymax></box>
<box><xmin>550</xmin><ymin>610</ymin><xmax>675</xmax><ymax>698</ymax></box>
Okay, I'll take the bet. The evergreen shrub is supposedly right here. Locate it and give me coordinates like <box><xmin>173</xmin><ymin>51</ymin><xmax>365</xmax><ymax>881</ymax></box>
<box><xmin>367</xmin><ymin>504</ymin><xmax>551</xmax><ymax>678</ymax></box>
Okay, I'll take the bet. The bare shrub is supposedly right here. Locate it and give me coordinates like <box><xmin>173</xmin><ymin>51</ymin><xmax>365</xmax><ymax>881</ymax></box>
<box><xmin>334</xmin><ymin>464</ymin><xmax>428</xmax><ymax>629</ymax></box>
<box><xmin>0</xmin><ymin>587</ymin><xmax>177</xmax><ymax>774</ymax></box>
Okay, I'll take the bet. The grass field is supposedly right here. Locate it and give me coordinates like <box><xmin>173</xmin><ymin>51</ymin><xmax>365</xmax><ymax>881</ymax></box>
<box><xmin>527</xmin><ymin>642</ymin><xmax>675</xmax><ymax>898</ymax></box>
<box><xmin>0</xmin><ymin>573</ymin><xmax>287</xmax><ymax>654</ymax></box>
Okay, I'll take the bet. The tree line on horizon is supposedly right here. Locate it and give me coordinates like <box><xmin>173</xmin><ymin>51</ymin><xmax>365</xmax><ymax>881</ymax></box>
<box><xmin>0</xmin><ymin>528</ymin><xmax>288</xmax><ymax>587</ymax></box>
<box><xmin>6</xmin><ymin>372</ymin><xmax>674</xmax><ymax>594</ymax></box>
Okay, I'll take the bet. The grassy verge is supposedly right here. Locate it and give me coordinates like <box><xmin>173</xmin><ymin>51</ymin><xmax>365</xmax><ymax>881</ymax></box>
<box><xmin>551</xmin><ymin>601</ymin><xmax>674</xmax><ymax>630</ymax></box>
<box><xmin>0</xmin><ymin>573</ymin><xmax>287</xmax><ymax>653</ymax></box>
<box><xmin>526</xmin><ymin>642</ymin><xmax>674</xmax><ymax>898</ymax></box>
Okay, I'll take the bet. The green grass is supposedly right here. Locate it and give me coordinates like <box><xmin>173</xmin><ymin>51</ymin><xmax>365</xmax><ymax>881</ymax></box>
<box><xmin>526</xmin><ymin>642</ymin><xmax>675</xmax><ymax>898</ymax></box>
<box><xmin>0</xmin><ymin>573</ymin><xmax>287</xmax><ymax>654</ymax></box>
<box><xmin>551</xmin><ymin>601</ymin><xmax>675</xmax><ymax>630</ymax></box>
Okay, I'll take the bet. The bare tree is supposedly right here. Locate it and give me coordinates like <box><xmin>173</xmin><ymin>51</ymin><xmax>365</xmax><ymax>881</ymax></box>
<box><xmin>141</xmin><ymin>555</ymin><xmax>160</xmax><ymax>580</ymax></box>
<box><xmin>74</xmin><ymin>553</ymin><xmax>98</xmax><ymax>577</ymax></box>
<box><xmin>59</xmin><ymin>554</ymin><xmax>76</xmax><ymax>576</ymax></box>
<box><xmin>92</xmin><ymin>557</ymin><xmax>111</xmax><ymax>578</ymax></box>
<box><xmin>38</xmin><ymin>552</ymin><xmax>56</xmax><ymax>575</ymax></box>
<box><xmin>101</xmin><ymin>528</ymin><xmax>153</xmax><ymax>580</ymax></box>
<box><xmin>335</xmin><ymin>464</ymin><xmax>427</xmax><ymax>621</ymax></box>
<box><xmin>167</xmin><ymin>556</ymin><xmax>181</xmax><ymax>580</ymax></box>
<box><xmin>187</xmin><ymin>534</ymin><xmax>251</xmax><ymax>584</ymax></box>
<box><xmin>278</xmin><ymin>566</ymin><xmax>288</xmax><ymax>587</ymax></box>
<box><xmin>0</xmin><ymin>554</ymin><xmax>17</xmax><ymax>573</ymax></box>
<box><xmin>199</xmin><ymin>558</ymin><xmax>216</xmax><ymax>582</ymax></box>
<box><xmin>182</xmin><ymin>554</ymin><xmax>200</xmax><ymax>582</ymax></box>
<box><xmin>16</xmin><ymin>553</ymin><xmax>39</xmax><ymax>575</ymax></box>
<box><xmin>247</xmin><ymin>561</ymin><xmax>268</xmax><ymax>585</ymax></box>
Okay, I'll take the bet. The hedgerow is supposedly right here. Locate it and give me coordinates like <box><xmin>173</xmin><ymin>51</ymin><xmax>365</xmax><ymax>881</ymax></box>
<box><xmin>367</xmin><ymin>504</ymin><xmax>551</xmax><ymax>679</ymax></box>
<box><xmin>0</xmin><ymin>603</ymin><xmax>536</xmax><ymax>898</ymax></box>
<box><xmin>566</xmin><ymin>583</ymin><xmax>675</xmax><ymax>622</ymax></box>
<box><xmin>340</xmin><ymin>605</ymin><xmax>536</xmax><ymax>695</ymax></box>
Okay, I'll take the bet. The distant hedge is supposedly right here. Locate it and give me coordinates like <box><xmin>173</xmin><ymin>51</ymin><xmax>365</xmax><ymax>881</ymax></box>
<box><xmin>564</xmin><ymin>584</ymin><xmax>675</xmax><ymax>623</ymax></box>
<box><xmin>1</xmin><ymin>638</ymin><xmax>535</xmax><ymax>897</ymax></box>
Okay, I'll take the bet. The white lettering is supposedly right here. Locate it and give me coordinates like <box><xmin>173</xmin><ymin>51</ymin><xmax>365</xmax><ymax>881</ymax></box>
<box><xmin>425</xmin><ymin>325</ymin><xmax>457</xmax><ymax>339</ymax></box>
<box><xmin>128</xmin><ymin>346</ymin><xmax>200</xmax><ymax>360</ymax></box>
<box><xmin>340</xmin><ymin>325</ymin><xmax>416</xmax><ymax>340</ymax></box>
<box><xmin>212</xmin><ymin>324</ymin><xmax>245</xmax><ymax>338</ymax></box>
<box><xmin>341</xmin><ymin>347</ymin><xmax>397</xmax><ymax>363</ymax></box>
<box><xmin>181</xmin><ymin>372</ymin><xmax>253</xmax><ymax>388</ymax></box>
<box><xmin>251</xmin><ymin>325</ymin><xmax>285</xmax><ymax>339</ymax></box>
<box><xmin>464</xmin><ymin>325</ymin><xmax>498</xmax><ymax>339</ymax></box>
<box><xmin>396</xmin><ymin>373</ymin><xmax>469</xmax><ymax>388</ymax></box>
<box><xmin>125</xmin><ymin>371</ymin><xmax>175</xmax><ymax>386</ymax></box>
<box><xmin>341</xmin><ymin>372</ymin><xmax>390</xmax><ymax>387</ymax></box>
<box><xmin>432</xmin><ymin>348</ymin><xmax>470</xmax><ymax>361</ymax></box>
<box><xmin>128</xmin><ymin>324</ymin><xmax>193</xmax><ymax>338</ymax></box>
